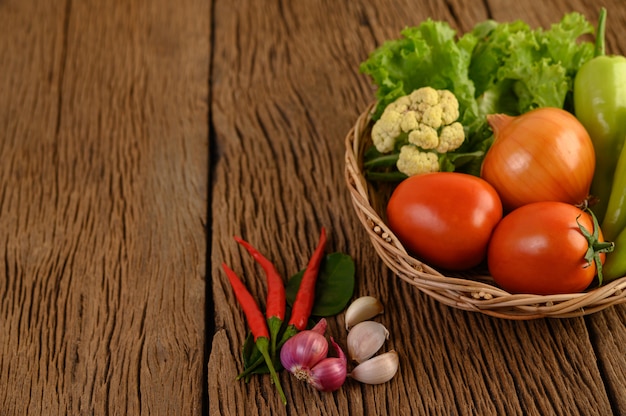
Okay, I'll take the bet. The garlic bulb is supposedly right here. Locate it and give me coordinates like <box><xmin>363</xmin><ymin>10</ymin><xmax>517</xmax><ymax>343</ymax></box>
<box><xmin>347</xmin><ymin>321</ymin><xmax>389</xmax><ymax>363</ymax></box>
<box><xmin>344</xmin><ymin>296</ymin><xmax>384</xmax><ymax>330</ymax></box>
<box><xmin>349</xmin><ymin>350</ymin><xmax>399</xmax><ymax>384</ymax></box>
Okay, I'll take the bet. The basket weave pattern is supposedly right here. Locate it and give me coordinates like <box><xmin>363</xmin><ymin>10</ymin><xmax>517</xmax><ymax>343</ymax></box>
<box><xmin>344</xmin><ymin>103</ymin><xmax>626</xmax><ymax>319</ymax></box>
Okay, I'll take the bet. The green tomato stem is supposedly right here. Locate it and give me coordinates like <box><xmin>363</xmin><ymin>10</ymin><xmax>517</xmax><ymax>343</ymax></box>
<box><xmin>577</xmin><ymin>207</ymin><xmax>615</xmax><ymax>286</ymax></box>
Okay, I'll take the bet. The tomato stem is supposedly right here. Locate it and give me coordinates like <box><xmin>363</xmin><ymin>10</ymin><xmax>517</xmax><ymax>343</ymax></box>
<box><xmin>576</xmin><ymin>208</ymin><xmax>614</xmax><ymax>286</ymax></box>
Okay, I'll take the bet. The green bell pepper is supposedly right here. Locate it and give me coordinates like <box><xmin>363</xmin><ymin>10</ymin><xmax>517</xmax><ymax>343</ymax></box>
<box><xmin>574</xmin><ymin>8</ymin><xmax>626</xmax><ymax>224</ymax></box>
<box><xmin>602</xmin><ymin>135</ymin><xmax>626</xmax><ymax>241</ymax></box>
<box><xmin>603</xmin><ymin>226</ymin><xmax>626</xmax><ymax>282</ymax></box>
<box><xmin>599</xmin><ymin>138</ymin><xmax>626</xmax><ymax>282</ymax></box>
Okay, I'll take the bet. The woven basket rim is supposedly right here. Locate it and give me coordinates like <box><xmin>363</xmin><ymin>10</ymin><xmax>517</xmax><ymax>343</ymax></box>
<box><xmin>344</xmin><ymin>102</ymin><xmax>626</xmax><ymax>319</ymax></box>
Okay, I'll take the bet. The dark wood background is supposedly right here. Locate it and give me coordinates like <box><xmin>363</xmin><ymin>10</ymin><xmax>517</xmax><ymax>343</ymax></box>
<box><xmin>1</xmin><ymin>0</ymin><xmax>626</xmax><ymax>415</ymax></box>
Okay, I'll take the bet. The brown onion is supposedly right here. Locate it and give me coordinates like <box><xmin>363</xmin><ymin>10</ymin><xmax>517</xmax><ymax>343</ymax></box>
<box><xmin>480</xmin><ymin>107</ymin><xmax>595</xmax><ymax>212</ymax></box>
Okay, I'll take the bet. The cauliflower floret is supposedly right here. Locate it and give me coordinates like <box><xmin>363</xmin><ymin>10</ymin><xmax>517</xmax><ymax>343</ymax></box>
<box><xmin>436</xmin><ymin>122</ymin><xmax>465</xmax><ymax>153</ymax></box>
<box><xmin>438</xmin><ymin>89</ymin><xmax>460</xmax><ymax>125</ymax></box>
<box><xmin>411</xmin><ymin>87</ymin><xmax>443</xmax><ymax>128</ymax></box>
<box><xmin>371</xmin><ymin>110</ymin><xmax>402</xmax><ymax>153</ymax></box>
<box><xmin>400</xmin><ymin>110</ymin><xmax>420</xmax><ymax>132</ymax></box>
<box><xmin>396</xmin><ymin>145</ymin><xmax>440</xmax><ymax>176</ymax></box>
<box><xmin>408</xmin><ymin>124</ymin><xmax>438</xmax><ymax>149</ymax></box>
<box><xmin>419</xmin><ymin>105</ymin><xmax>444</xmax><ymax>129</ymax></box>
<box><xmin>410</xmin><ymin>86</ymin><xmax>439</xmax><ymax>107</ymax></box>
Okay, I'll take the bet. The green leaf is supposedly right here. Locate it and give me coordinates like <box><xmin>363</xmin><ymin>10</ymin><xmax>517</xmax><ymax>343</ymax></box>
<box><xmin>241</xmin><ymin>332</ymin><xmax>258</xmax><ymax>368</ymax></box>
<box><xmin>286</xmin><ymin>252</ymin><xmax>355</xmax><ymax>317</ymax></box>
<box><xmin>239</xmin><ymin>332</ymin><xmax>265</xmax><ymax>381</ymax></box>
<box><xmin>360</xmin><ymin>19</ymin><xmax>479</xmax><ymax>122</ymax></box>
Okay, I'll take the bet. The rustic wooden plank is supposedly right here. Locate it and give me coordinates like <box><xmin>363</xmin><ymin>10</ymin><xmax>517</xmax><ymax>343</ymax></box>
<box><xmin>208</xmin><ymin>0</ymin><xmax>625</xmax><ymax>415</ymax></box>
<box><xmin>0</xmin><ymin>0</ymin><xmax>209</xmax><ymax>414</ymax></box>
<box><xmin>587</xmin><ymin>308</ymin><xmax>626</xmax><ymax>415</ymax></box>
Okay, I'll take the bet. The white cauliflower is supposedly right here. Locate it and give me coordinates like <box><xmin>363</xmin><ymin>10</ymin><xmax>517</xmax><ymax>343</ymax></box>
<box><xmin>369</xmin><ymin>87</ymin><xmax>466</xmax><ymax>177</ymax></box>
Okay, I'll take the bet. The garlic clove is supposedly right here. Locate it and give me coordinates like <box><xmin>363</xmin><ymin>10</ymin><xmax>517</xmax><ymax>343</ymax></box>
<box><xmin>349</xmin><ymin>350</ymin><xmax>399</xmax><ymax>384</ymax></box>
<box><xmin>344</xmin><ymin>296</ymin><xmax>384</xmax><ymax>330</ymax></box>
<box><xmin>347</xmin><ymin>321</ymin><xmax>389</xmax><ymax>363</ymax></box>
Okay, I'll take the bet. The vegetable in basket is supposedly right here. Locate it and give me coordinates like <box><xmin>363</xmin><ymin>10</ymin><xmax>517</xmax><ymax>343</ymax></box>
<box><xmin>599</xmin><ymin>141</ymin><xmax>626</xmax><ymax>281</ymax></box>
<box><xmin>386</xmin><ymin>172</ymin><xmax>503</xmax><ymax>271</ymax></box>
<box><xmin>602</xmin><ymin>141</ymin><xmax>626</xmax><ymax>241</ymax></box>
<box><xmin>603</xmin><ymin>227</ymin><xmax>626</xmax><ymax>281</ymax></box>
<box><xmin>487</xmin><ymin>202</ymin><xmax>614</xmax><ymax>295</ymax></box>
<box><xmin>573</xmin><ymin>8</ymin><xmax>626</xmax><ymax>282</ymax></box>
<box><xmin>360</xmin><ymin>13</ymin><xmax>595</xmax><ymax>179</ymax></box>
<box><xmin>574</xmin><ymin>8</ymin><xmax>626</xmax><ymax>224</ymax></box>
<box><xmin>364</xmin><ymin>87</ymin><xmax>481</xmax><ymax>180</ymax></box>
<box><xmin>480</xmin><ymin>107</ymin><xmax>595</xmax><ymax>212</ymax></box>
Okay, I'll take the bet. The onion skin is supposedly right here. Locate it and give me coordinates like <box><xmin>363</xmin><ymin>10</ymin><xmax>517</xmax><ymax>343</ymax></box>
<box><xmin>481</xmin><ymin>108</ymin><xmax>595</xmax><ymax>212</ymax></box>
<box><xmin>280</xmin><ymin>327</ymin><xmax>328</xmax><ymax>375</ymax></box>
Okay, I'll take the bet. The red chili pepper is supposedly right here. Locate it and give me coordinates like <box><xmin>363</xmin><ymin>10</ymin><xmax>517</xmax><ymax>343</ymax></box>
<box><xmin>287</xmin><ymin>227</ymin><xmax>327</xmax><ymax>331</ymax></box>
<box><xmin>233</xmin><ymin>236</ymin><xmax>286</xmax><ymax>321</ymax></box>
<box><xmin>221</xmin><ymin>263</ymin><xmax>286</xmax><ymax>405</ymax></box>
<box><xmin>233</xmin><ymin>236</ymin><xmax>286</xmax><ymax>362</ymax></box>
<box><xmin>221</xmin><ymin>262</ymin><xmax>269</xmax><ymax>340</ymax></box>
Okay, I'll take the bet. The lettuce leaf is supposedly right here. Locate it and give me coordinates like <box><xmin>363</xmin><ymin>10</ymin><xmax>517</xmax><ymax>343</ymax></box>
<box><xmin>360</xmin><ymin>19</ymin><xmax>479</xmax><ymax>123</ymax></box>
<box><xmin>471</xmin><ymin>12</ymin><xmax>594</xmax><ymax>115</ymax></box>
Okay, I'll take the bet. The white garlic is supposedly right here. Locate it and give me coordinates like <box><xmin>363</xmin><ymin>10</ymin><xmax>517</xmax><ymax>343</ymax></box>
<box><xmin>347</xmin><ymin>321</ymin><xmax>389</xmax><ymax>363</ymax></box>
<box><xmin>349</xmin><ymin>350</ymin><xmax>399</xmax><ymax>384</ymax></box>
<box><xmin>344</xmin><ymin>296</ymin><xmax>384</xmax><ymax>330</ymax></box>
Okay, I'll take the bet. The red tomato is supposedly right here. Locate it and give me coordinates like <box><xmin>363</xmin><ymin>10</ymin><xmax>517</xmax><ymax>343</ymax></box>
<box><xmin>386</xmin><ymin>172</ymin><xmax>503</xmax><ymax>271</ymax></box>
<box><xmin>487</xmin><ymin>201</ymin><xmax>606</xmax><ymax>295</ymax></box>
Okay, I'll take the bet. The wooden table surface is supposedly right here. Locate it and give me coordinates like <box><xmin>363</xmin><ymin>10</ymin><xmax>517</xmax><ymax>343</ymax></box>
<box><xmin>2</xmin><ymin>0</ymin><xmax>626</xmax><ymax>415</ymax></box>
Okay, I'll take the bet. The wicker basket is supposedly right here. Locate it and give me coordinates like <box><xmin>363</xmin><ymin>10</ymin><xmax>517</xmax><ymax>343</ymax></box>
<box><xmin>344</xmin><ymin>102</ymin><xmax>626</xmax><ymax>319</ymax></box>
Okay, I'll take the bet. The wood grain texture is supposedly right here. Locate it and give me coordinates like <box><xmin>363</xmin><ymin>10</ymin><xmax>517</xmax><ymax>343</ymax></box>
<box><xmin>587</xmin><ymin>308</ymin><xmax>626</xmax><ymax>415</ymax></box>
<box><xmin>208</xmin><ymin>0</ymin><xmax>626</xmax><ymax>415</ymax></box>
<box><xmin>0</xmin><ymin>0</ymin><xmax>209</xmax><ymax>414</ymax></box>
<box><xmin>2</xmin><ymin>0</ymin><xmax>626</xmax><ymax>415</ymax></box>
